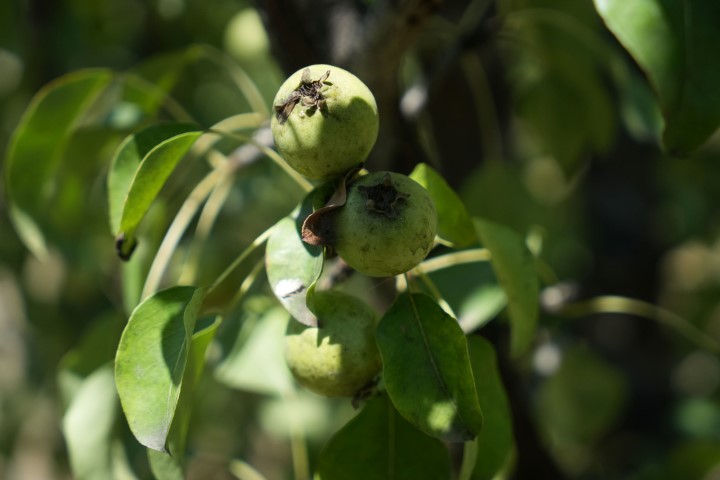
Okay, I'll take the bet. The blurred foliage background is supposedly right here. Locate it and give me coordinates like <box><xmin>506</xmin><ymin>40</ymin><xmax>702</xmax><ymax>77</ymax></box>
<box><xmin>2</xmin><ymin>0</ymin><xmax>720</xmax><ymax>478</ymax></box>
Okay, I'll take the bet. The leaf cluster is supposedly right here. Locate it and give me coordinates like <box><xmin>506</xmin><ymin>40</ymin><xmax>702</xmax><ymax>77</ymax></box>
<box><xmin>5</xmin><ymin>0</ymin><xmax>720</xmax><ymax>478</ymax></box>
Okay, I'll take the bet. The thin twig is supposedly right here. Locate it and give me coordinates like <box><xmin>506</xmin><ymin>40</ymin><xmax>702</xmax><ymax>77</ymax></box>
<box><xmin>207</xmin><ymin>128</ymin><xmax>314</xmax><ymax>192</ymax></box>
<box><xmin>141</xmin><ymin>168</ymin><xmax>225</xmax><ymax>299</ymax></box>
<box><xmin>558</xmin><ymin>295</ymin><xmax>720</xmax><ymax>354</ymax></box>
<box><xmin>416</xmin><ymin>267</ymin><xmax>457</xmax><ymax>318</ymax></box>
<box><xmin>120</xmin><ymin>73</ymin><xmax>196</xmax><ymax>123</ymax></box>
<box><xmin>196</xmin><ymin>45</ymin><xmax>270</xmax><ymax>117</ymax></box>
<box><xmin>411</xmin><ymin>248</ymin><xmax>491</xmax><ymax>275</ymax></box>
<box><xmin>229</xmin><ymin>460</ymin><xmax>268</xmax><ymax>480</ymax></box>
<box><xmin>179</xmin><ymin>171</ymin><xmax>236</xmax><ymax>285</ymax></box>
<box><xmin>226</xmin><ymin>259</ymin><xmax>266</xmax><ymax>312</ymax></box>
<box><xmin>206</xmin><ymin>225</ymin><xmax>275</xmax><ymax>297</ymax></box>
<box><xmin>282</xmin><ymin>388</ymin><xmax>310</xmax><ymax>480</ymax></box>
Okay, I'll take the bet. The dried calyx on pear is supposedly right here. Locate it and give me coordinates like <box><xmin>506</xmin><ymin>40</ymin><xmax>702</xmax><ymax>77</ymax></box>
<box><xmin>271</xmin><ymin>65</ymin><xmax>379</xmax><ymax>180</ymax></box>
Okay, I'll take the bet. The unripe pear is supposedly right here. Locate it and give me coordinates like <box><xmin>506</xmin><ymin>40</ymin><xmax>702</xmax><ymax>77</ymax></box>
<box><xmin>284</xmin><ymin>290</ymin><xmax>380</xmax><ymax>397</ymax></box>
<box><xmin>332</xmin><ymin>171</ymin><xmax>437</xmax><ymax>277</ymax></box>
<box><xmin>271</xmin><ymin>65</ymin><xmax>379</xmax><ymax>180</ymax></box>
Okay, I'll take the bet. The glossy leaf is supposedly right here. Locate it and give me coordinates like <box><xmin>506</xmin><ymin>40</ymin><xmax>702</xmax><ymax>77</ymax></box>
<box><xmin>62</xmin><ymin>364</ymin><xmax>118</xmax><ymax>480</ymax></box>
<box><xmin>4</xmin><ymin>69</ymin><xmax>113</xmax><ymax>257</ymax></box>
<box><xmin>214</xmin><ymin>303</ymin><xmax>293</xmax><ymax>395</ymax></box>
<box><xmin>148</xmin><ymin>316</ymin><xmax>221</xmax><ymax>479</ymax></box>
<box><xmin>317</xmin><ymin>395</ymin><xmax>452</xmax><ymax>480</ymax></box>
<box><xmin>594</xmin><ymin>0</ymin><xmax>720</xmax><ymax>154</ymax></box>
<box><xmin>458</xmin><ymin>286</ymin><xmax>507</xmax><ymax>334</ymax></box>
<box><xmin>467</xmin><ymin>337</ymin><xmax>514</xmax><ymax>480</ymax></box>
<box><xmin>475</xmin><ymin>218</ymin><xmax>538</xmax><ymax>357</ymax></box>
<box><xmin>410</xmin><ymin>163</ymin><xmax>477</xmax><ymax>248</ymax></box>
<box><xmin>115</xmin><ymin>129</ymin><xmax>203</xmax><ymax>257</ymax></box>
<box><xmin>265</xmin><ymin>193</ymin><xmax>323</xmax><ymax>327</ymax></box>
<box><xmin>115</xmin><ymin>286</ymin><xmax>206</xmax><ymax>452</ymax></box>
<box><xmin>376</xmin><ymin>293</ymin><xmax>483</xmax><ymax>442</ymax></box>
<box><xmin>108</xmin><ymin>123</ymin><xmax>199</xmax><ymax>234</ymax></box>
<box><xmin>423</xmin><ymin>259</ymin><xmax>507</xmax><ymax>334</ymax></box>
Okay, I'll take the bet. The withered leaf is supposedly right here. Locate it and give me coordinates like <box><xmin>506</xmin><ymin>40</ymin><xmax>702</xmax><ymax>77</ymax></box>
<box><xmin>301</xmin><ymin>168</ymin><xmax>362</xmax><ymax>246</ymax></box>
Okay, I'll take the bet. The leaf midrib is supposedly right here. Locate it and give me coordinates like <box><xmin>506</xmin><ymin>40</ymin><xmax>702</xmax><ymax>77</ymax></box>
<box><xmin>406</xmin><ymin>293</ymin><xmax>468</xmax><ymax>434</ymax></box>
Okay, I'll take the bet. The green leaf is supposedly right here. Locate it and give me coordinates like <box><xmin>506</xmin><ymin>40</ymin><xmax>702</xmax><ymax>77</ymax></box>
<box><xmin>467</xmin><ymin>337</ymin><xmax>514</xmax><ymax>480</ymax></box>
<box><xmin>594</xmin><ymin>0</ymin><xmax>720</xmax><ymax>154</ymax></box>
<box><xmin>214</xmin><ymin>303</ymin><xmax>293</xmax><ymax>395</ymax></box>
<box><xmin>148</xmin><ymin>316</ymin><xmax>221</xmax><ymax>479</ymax></box>
<box><xmin>114</xmin><ymin>286</ymin><xmax>206</xmax><ymax>452</ymax></box>
<box><xmin>410</xmin><ymin>163</ymin><xmax>477</xmax><ymax>248</ymax></box>
<box><xmin>4</xmin><ymin>69</ymin><xmax>113</xmax><ymax>257</ymax></box>
<box><xmin>62</xmin><ymin>364</ymin><xmax>118</xmax><ymax>480</ymax></box>
<box><xmin>376</xmin><ymin>293</ymin><xmax>483</xmax><ymax>442</ymax></box>
<box><xmin>108</xmin><ymin>123</ymin><xmax>199</xmax><ymax>234</ymax></box>
<box><xmin>114</xmin><ymin>129</ymin><xmax>202</xmax><ymax>257</ymax></box>
<box><xmin>317</xmin><ymin>395</ymin><xmax>452</xmax><ymax>480</ymax></box>
<box><xmin>458</xmin><ymin>286</ymin><xmax>507</xmax><ymax>334</ymax></box>
<box><xmin>474</xmin><ymin>218</ymin><xmax>538</xmax><ymax>357</ymax></box>
<box><xmin>423</xmin><ymin>259</ymin><xmax>507</xmax><ymax>334</ymax></box>
<box><xmin>265</xmin><ymin>193</ymin><xmax>323</xmax><ymax>327</ymax></box>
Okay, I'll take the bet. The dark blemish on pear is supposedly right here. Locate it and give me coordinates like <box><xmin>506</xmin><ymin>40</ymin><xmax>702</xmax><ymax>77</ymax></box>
<box><xmin>274</xmin><ymin>69</ymin><xmax>331</xmax><ymax>124</ymax></box>
<box><xmin>358</xmin><ymin>173</ymin><xmax>410</xmax><ymax>217</ymax></box>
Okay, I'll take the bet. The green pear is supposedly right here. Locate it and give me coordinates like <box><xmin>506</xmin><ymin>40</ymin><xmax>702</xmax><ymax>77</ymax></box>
<box><xmin>271</xmin><ymin>64</ymin><xmax>379</xmax><ymax>180</ymax></box>
<box><xmin>333</xmin><ymin>171</ymin><xmax>437</xmax><ymax>277</ymax></box>
<box><xmin>284</xmin><ymin>290</ymin><xmax>381</xmax><ymax>397</ymax></box>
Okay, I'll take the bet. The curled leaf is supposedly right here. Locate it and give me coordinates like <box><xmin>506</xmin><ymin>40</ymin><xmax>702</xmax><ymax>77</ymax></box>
<box><xmin>301</xmin><ymin>168</ymin><xmax>361</xmax><ymax>246</ymax></box>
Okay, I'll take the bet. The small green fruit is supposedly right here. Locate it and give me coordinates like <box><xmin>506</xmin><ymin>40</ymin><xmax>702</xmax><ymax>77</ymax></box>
<box><xmin>271</xmin><ymin>64</ymin><xmax>379</xmax><ymax>180</ymax></box>
<box><xmin>284</xmin><ymin>290</ymin><xmax>381</xmax><ymax>397</ymax></box>
<box><xmin>333</xmin><ymin>171</ymin><xmax>437</xmax><ymax>277</ymax></box>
